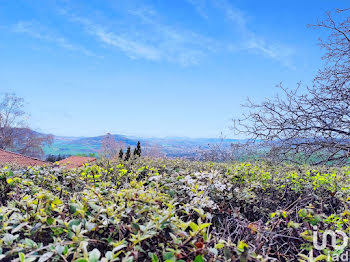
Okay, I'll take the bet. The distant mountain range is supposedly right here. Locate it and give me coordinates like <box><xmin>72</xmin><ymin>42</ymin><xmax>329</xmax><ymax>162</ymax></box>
<box><xmin>44</xmin><ymin>134</ymin><xmax>240</xmax><ymax>158</ymax></box>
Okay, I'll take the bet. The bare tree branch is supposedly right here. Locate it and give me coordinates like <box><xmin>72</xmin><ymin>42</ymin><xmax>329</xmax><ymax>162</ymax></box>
<box><xmin>233</xmin><ymin>9</ymin><xmax>350</xmax><ymax>165</ymax></box>
<box><xmin>0</xmin><ymin>93</ymin><xmax>52</xmax><ymax>158</ymax></box>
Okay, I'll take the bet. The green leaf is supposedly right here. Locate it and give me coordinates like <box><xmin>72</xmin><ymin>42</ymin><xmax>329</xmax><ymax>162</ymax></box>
<box><xmin>89</xmin><ymin>248</ymin><xmax>101</xmax><ymax>262</ymax></box>
<box><xmin>237</xmin><ymin>241</ymin><xmax>248</xmax><ymax>253</ymax></box>
<box><xmin>298</xmin><ymin>209</ymin><xmax>307</xmax><ymax>218</ymax></box>
<box><xmin>189</xmin><ymin>222</ymin><xmax>199</xmax><ymax>232</ymax></box>
<box><xmin>38</xmin><ymin>252</ymin><xmax>54</xmax><ymax>262</ymax></box>
<box><xmin>74</xmin><ymin>259</ymin><xmax>88</xmax><ymax>262</ymax></box>
<box><xmin>215</xmin><ymin>243</ymin><xmax>225</xmax><ymax>249</ymax></box>
<box><xmin>148</xmin><ymin>253</ymin><xmax>159</xmax><ymax>262</ymax></box>
<box><xmin>112</xmin><ymin>243</ymin><xmax>127</xmax><ymax>253</ymax></box>
<box><xmin>30</xmin><ymin>223</ymin><xmax>42</xmax><ymax>234</ymax></box>
<box><xmin>287</xmin><ymin>221</ymin><xmax>300</xmax><ymax>229</ymax></box>
<box><xmin>69</xmin><ymin>203</ymin><xmax>78</xmax><ymax>214</ymax></box>
<box><xmin>3</xmin><ymin>233</ymin><xmax>18</xmax><ymax>245</ymax></box>
<box><xmin>310</xmin><ymin>215</ymin><xmax>322</xmax><ymax>225</ymax></box>
<box><xmin>19</xmin><ymin>252</ymin><xmax>25</xmax><ymax>262</ymax></box>
<box><xmin>199</xmin><ymin>223</ymin><xmax>211</xmax><ymax>230</ymax></box>
<box><xmin>24</xmin><ymin>238</ymin><xmax>37</xmax><ymax>248</ymax></box>
<box><xmin>132</xmin><ymin>223</ymin><xmax>140</xmax><ymax>232</ymax></box>
<box><xmin>68</xmin><ymin>219</ymin><xmax>81</xmax><ymax>228</ymax></box>
<box><xmin>56</xmin><ymin>245</ymin><xmax>65</xmax><ymax>255</ymax></box>
<box><xmin>315</xmin><ymin>255</ymin><xmax>328</xmax><ymax>261</ymax></box>
<box><xmin>27</xmin><ymin>257</ymin><xmax>38</xmax><ymax>262</ymax></box>
<box><xmin>52</xmin><ymin>197</ymin><xmax>63</xmax><ymax>205</ymax></box>
<box><xmin>88</xmin><ymin>203</ymin><xmax>100</xmax><ymax>211</ymax></box>
<box><xmin>163</xmin><ymin>252</ymin><xmax>175</xmax><ymax>260</ymax></box>
<box><xmin>46</xmin><ymin>217</ymin><xmax>55</xmax><ymax>225</ymax></box>
<box><xmin>193</xmin><ymin>255</ymin><xmax>205</xmax><ymax>262</ymax></box>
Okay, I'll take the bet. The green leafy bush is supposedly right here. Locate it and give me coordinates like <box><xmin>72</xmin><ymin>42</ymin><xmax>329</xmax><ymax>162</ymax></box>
<box><xmin>0</xmin><ymin>159</ymin><xmax>349</xmax><ymax>261</ymax></box>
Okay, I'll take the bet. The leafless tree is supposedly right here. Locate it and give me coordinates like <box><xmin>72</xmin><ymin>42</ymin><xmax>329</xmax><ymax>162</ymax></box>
<box><xmin>11</xmin><ymin>128</ymin><xmax>53</xmax><ymax>158</ymax></box>
<box><xmin>195</xmin><ymin>134</ymin><xmax>236</xmax><ymax>162</ymax></box>
<box><xmin>99</xmin><ymin>133</ymin><xmax>125</xmax><ymax>159</ymax></box>
<box><xmin>142</xmin><ymin>142</ymin><xmax>165</xmax><ymax>158</ymax></box>
<box><xmin>312</xmin><ymin>8</ymin><xmax>350</xmax><ymax>90</ymax></box>
<box><xmin>0</xmin><ymin>93</ymin><xmax>52</xmax><ymax>158</ymax></box>
<box><xmin>233</xmin><ymin>9</ymin><xmax>350</xmax><ymax>165</ymax></box>
<box><xmin>195</xmin><ymin>134</ymin><xmax>266</xmax><ymax>162</ymax></box>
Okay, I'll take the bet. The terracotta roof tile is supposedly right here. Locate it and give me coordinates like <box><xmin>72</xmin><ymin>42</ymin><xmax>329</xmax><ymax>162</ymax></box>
<box><xmin>58</xmin><ymin>156</ymin><xmax>96</xmax><ymax>168</ymax></box>
<box><xmin>0</xmin><ymin>149</ymin><xmax>49</xmax><ymax>167</ymax></box>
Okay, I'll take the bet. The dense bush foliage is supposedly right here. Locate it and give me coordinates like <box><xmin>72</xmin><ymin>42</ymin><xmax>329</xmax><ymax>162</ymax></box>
<box><xmin>0</xmin><ymin>159</ymin><xmax>349</xmax><ymax>261</ymax></box>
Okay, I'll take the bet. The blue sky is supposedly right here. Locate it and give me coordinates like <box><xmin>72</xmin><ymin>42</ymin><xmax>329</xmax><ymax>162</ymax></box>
<box><xmin>0</xmin><ymin>0</ymin><xmax>347</xmax><ymax>138</ymax></box>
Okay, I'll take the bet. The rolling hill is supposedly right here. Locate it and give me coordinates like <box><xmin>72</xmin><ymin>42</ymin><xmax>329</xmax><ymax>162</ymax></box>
<box><xmin>44</xmin><ymin>134</ymin><xmax>239</xmax><ymax>158</ymax></box>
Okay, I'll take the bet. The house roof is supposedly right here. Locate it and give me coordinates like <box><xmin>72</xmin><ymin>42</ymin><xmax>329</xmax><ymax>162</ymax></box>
<box><xmin>58</xmin><ymin>156</ymin><xmax>96</xmax><ymax>168</ymax></box>
<box><xmin>0</xmin><ymin>149</ymin><xmax>48</xmax><ymax>167</ymax></box>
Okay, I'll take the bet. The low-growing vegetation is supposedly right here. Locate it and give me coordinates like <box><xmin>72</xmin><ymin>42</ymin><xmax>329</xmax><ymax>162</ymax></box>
<box><xmin>1</xmin><ymin>158</ymin><xmax>349</xmax><ymax>261</ymax></box>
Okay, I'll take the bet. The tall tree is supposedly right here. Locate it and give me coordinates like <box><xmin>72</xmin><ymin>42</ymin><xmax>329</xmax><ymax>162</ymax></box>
<box><xmin>124</xmin><ymin>146</ymin><xmax>131</xmax><ymax>161</ymax></box>
<box><xmin>234</xmin><ymin>9</ymin><xmax>350</xmax><ymax>165</ymax></box>
<box><xmin>135</xmin><ymin>141</ymin><xmax>141</xmax><ymax>157</ymax></box>
<box><xmin>0</xmin><ymin>93</ymin><xmax>52</xmax><ymax>158</ymax></box>
<box><xmin>118</xmin><ymin>148</ymin><xmax>124</xmax><ymax>159</ymax></box>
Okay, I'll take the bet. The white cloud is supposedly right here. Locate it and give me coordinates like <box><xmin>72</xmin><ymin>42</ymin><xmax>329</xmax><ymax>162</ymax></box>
<box><xmin>62</xmin><ymin>8</ymin><xmax>218</xmax><ymax>66</ymax></box>
<box><xmin>246</xmin><ymin>35</ymin><xmax>295</xmax><ymax>68</ymax></box>
<box><xmin>222</xmin><ymin>0</ymin><xmax>295</xmax><ymax>67</ymax></box>
<box><xmin>12</xmin><ymin>21</ymin><xmax>98</xmax><ymax>57</ymax></box>
<box><xmin>185</xmin><ymin>0</ymin><xmax>209</xmax><ymax>19</ymax></box>
<box><xmin>188</xmin><ymin>0</ymin><xmax>295</xmax><ymax>67</ymax></box>
<box><xmin>55</xmin><ymin>0</ymin><xmax>294</xmax><ymax>67</ymax></box>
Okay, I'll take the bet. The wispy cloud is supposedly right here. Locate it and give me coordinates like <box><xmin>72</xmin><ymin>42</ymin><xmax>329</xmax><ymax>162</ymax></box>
<box><xmin>187</xmin><ymin>0</ymin><xmax>295</xmax><ymax>67</ymax></box>
<box><xmin>68</xmin><ymin>15</ymin><xmax>163</xmax><ymax>62</ymax></box>
<box><xmin>12</xmin><ymin>21</ymin><xmax>98</xmax><ymax>57</ymax></box>
<box><xmin>61</xmin><ymin>7</ymin><xmax>218</xmax><ymax>66</ymax></box>
<box><xmin>56</xmin><ymin>0</ymin><xmax>294</xmax><ymax>67</ymax></box>
<box><xmin>245</xmin><ymin>36</ymin><xmax>295</xmax><ymax>68</ymax></box>
<box><xmin>185</xmin><ymin>0</ymin><xmax>209</xmax><ymax>19</ymax></box>
<box><xmin>220</xmin><ymin>1</ymin><xmax>294</xmax><ymax>67</ymax></box>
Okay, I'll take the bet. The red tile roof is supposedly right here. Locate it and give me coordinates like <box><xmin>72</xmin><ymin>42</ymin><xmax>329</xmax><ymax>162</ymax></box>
<box><xmin>58</xmin><ymin>156</ymin><xmax>96</xmax><ymax>168</ymax></box>
<box><xmin>0</xmin><ymin>149</ymin><xmax>48</xmax><ymax>167</ymax></box>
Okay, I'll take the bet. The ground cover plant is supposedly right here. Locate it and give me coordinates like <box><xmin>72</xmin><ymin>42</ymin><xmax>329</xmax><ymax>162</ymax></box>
<box><xmin>0</xmin><ymin>158</ymin><xmax>350</xmax><ymax>261</ymax></box>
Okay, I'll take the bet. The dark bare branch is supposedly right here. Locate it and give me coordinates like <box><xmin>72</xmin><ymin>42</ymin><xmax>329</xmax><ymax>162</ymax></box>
<box><xmin>0</xmin><ymin>93</ymin><xmax>52</xmax><ymax>158</ymax></box>
<box><xmin>233</xmin><ymin>9</ymin><xmax>350</xmax><ymax>165</ymax></box>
